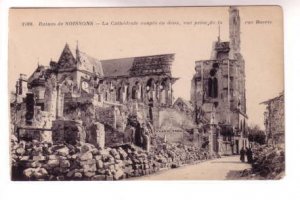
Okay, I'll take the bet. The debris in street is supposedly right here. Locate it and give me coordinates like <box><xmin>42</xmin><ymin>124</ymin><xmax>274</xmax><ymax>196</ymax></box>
<box><xmin>11</xmin><ymin>136</ymin><xmax>216</xmax><ymax>181</ymax></box>
<box><xmin>240</xmin><ymin>145</ymin><xmax>285</xmax><ymax>180</ymax></box>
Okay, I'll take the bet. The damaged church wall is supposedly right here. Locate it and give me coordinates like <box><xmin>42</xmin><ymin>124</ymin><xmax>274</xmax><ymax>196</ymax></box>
<box><xmin>11</xmin><ymin>42</ymin><xmax>178</xmax><ymax>151</ymax></box>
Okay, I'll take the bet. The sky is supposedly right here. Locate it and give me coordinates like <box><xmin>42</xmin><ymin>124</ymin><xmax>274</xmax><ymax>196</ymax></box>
<box><xmin>8</xmin><ymin>6</ymin><xmax>284</xmax><ymax>129</ymax></box>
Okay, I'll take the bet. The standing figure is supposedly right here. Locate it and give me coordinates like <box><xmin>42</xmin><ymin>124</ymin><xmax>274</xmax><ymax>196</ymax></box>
<box><xmin>240</xmin><ymin>147</ymin><xmax>245</xmax><ymax>162</ymax></box>
<box><xmin>140</xmin><ymin>123</ymin><xmax>150</xmax><ymax>152</ymax></box>
<box><xmin>246</xmin><ymin>147</ymin><xmax>253</xmax><ymax>163</ymax></box>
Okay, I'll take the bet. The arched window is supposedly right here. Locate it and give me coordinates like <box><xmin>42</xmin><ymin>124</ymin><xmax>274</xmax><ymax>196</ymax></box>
<box><xmin>146</xmin><ymin>78</ymin><xmax>154</xmax><ymax>92</ymax></box>
<box><xmin>126</xmin><ymin>84</ymin><xmax>130</xmax><ymax>100</ymax></box>
<box><xmin>208</xmin><ymin>69</ymin><xmax>218</xmax><ymax>98</ymax></box>
<box><xmin>116</xmin><ymin>87</ymin><xmax>122</xmax><ymax>102</ymax></box>
<box><xmin>146</xmin><ymin>78</ymin><xmax>154</xmax><ymax>101</ymax></box>
<box><xmin>132</xmin><ymin>85</ymin><xmax>137</xmax><ymax>100</ymax></box>
<box><xmin>208</xmin><ymin>77</ymin><xmax>218</xmax><ymax>98</ymax></box>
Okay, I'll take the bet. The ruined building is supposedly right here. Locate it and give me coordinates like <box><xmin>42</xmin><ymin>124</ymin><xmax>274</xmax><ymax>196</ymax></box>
<box><xmin>191</xmin><ymin>7</ymin><xmax>248</xmax><ymax>155</ymax></box>
<box><xmin>12</xmin><ymin>43</ymin><xmax>177</xmax><ymax>149</ymax></box>
<box><xmin>261</xmin><ymin>92</ymin><xmax>285</xmax><ymax>145</ymax></box>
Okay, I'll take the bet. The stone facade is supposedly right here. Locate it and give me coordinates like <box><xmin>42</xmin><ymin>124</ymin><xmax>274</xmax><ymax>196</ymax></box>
<box><xmin>190</xmin><ymin>7</ymin><xmax>248</xmax><ymax>155</ymax></box>
<box><xmin>261</xmin><ymin>92</ymin><xmax>284</xmax><ymax>145</ymax></box>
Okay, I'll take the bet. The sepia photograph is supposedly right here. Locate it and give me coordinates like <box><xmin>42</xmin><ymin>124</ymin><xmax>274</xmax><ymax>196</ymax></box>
<box><xmin>8</xmin><ymin>6</ymin><xmax>284</xmax><ymax>181</ymax></box>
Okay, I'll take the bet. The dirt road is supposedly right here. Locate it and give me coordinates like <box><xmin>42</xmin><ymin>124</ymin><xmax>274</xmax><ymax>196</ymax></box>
<box><xmin>133</xmin><ymin>156</ymin><xmax>251</xmax><ymax>180</ymax></box>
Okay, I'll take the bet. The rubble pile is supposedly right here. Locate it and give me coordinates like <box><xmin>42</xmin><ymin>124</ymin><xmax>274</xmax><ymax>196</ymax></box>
<box><xmin>11</xmin><ymin>135</ymin><xmax>213</xmax><ymax>181</ymax></box>
<box><xmin>241</xmin><ymin>145</ymin><xmax>285</xmax><ymax>180</ymax></box>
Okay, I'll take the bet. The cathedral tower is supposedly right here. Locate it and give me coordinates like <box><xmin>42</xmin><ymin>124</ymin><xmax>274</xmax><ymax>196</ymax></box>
<box><xmin>229</xmin><ymin>6</ymin><xmax>241</xmax><ymax>58</ymax></box>
<box><xmin>191</xmin><ymin>7</ymin><xmax>248</xmax><ymax>155</ymax></box>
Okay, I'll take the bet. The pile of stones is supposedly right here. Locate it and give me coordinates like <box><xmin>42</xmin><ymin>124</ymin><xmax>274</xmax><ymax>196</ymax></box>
<box><xmin>241</xmin><ymin>145</ymin><xmax>285</xmax><ymax>180</ymax></box>
<box><xmin>11</xmin><ymin>135</ymin><xmax>213</xmax><ymax>181</ymax></box>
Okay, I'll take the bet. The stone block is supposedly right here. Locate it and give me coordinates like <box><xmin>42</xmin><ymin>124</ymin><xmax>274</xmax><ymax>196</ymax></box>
<box><xmin>60</xmin><ymin>160</ymin><xmax>71</xmax><ymax>168</ymax></box>
<box><xmin>97</xmin><ymin>169</ymin><xmax>106</xmax><ymax>175</ymax></box>
<box><xmin>55</xmin><ymin>147</ymin><xmax>69</xmax><ymax>156</ymax></box>
<box><xmin>84</xmin><ymin>171</ymin><xmax>95</xmax><ymax>178</ymax></box>
<box><xmin>20</xmin><ymin>156</ymin><xmax>30</xmax><ymax>161</ymax></box>
<box><xmin>16</xmin><ymin>147</ymin><xmax>26</xmax><ymax>155</ymax></box>
<box><xmin>103</xmin><ymin>162</ymin><xmax>114</xmax><ymax>169</ymax></box>
<box><xmin>23</xmin><ymin>167</ymin><xmax>48</xmax><ymax>180</ymax></box>
<box><xmin>83</xmin><ymin>163</ymin><xmax>97</xmax><ymax>173</ymax></box>
<box><xmin>30</xmin><ymin>161</ymin><xmax>42</xmax><ymax>168</ymax></box>
<box><xmin>108</xmin><ymin>164</ymin><xmax>115</xmax><ymax>171</ymax></box>
<box><xmin>40</xmin><ymin>131</ymin><xmax>52</xmax><ymax>143</ymax></box>
<box><xmin>80</xmin><ymin>143</ymin><xmax>95</xmax><ymax>153</ymax></box>
<box><xmin>96</xmin><ymin>160</ymin><xmax>104</xmax><ymax>169</ymax></box>
<box><xmin>99</xmin><ymin>149</ymin><xmax>110</xmax><ymax>156</ymax></box>
<box><xmin>78</xmin><ymin>159</ymin><xmax>96</xmax><ymax>167</ymax></box>
<box><xmin>106</xmin><ymin>175</ymin><xmax>113</xmax><ymax>181</ymax></box>
<box><xmin>92</xmin><ymin>175</ymin><xmax>106</xmax><ymax>180</ymax></box>
<box><xmin>66</xmin><ymin>170</ymin><xmax>75</xmax><ymax>178</ymax></box>
<box><xmin>94</xmin><ymin>155</ymin><xmax>102</xmax><ymax>161</ymax></box>
<box><xmin>113</xmin><ymin>169</ymin><xmax>124</xmax><ymax>180</ymax></box>
<box><xmin>79</xmin><ymin>152</ymin><xmax>93</xmax><ymax>161</ymax></box>
<box><xmin>124</xmin><ymin>166</ymin><xmax>133</xmax><ymax>174</ymax></box>
<box><xmin>74</xmin><ymin>172</ymin><xmax>83</xmax><ymax>179</ymax></box>
<box><xmin>32</xmin><ymin>155</ymin><xmax>46</xmax><ymax>161</ymax></box>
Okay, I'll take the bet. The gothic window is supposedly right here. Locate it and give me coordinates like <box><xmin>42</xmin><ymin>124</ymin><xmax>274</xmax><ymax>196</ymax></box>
<box><xmin>208</xmin><ymin>68</ymin><xmax>218</xmax><ymax>98</ymax></box>
<box><xmin>116</xmin><ymin>87</ymin><xmax>122</xmax><ymax>102</ymax></box>
<box><xmin>126</xmin><ymin>84</ymin><xmax>130</xmax><ymax>100</ymax></box>
<box><xmin>146</xmin><ymin>78</ymin><xmax>154</xmax><ymax>101</ymax></box>
<box><xmin>146</xmin><ymin>78</ymin><xmax>154</xmax><ymax>92</ymax></box>
<box><xmin>160</xmin><ymin>79</ymin><xmax>168</xmax><ymax>105</ymax></box>
<box><xmin>132</xmin><ymin>85</ymin><xmax>137</xmax><ymax>100</ymax></box>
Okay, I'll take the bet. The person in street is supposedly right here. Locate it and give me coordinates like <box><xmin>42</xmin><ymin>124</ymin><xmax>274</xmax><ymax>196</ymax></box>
<box><xmin>246</xmin><ymin>147</ymin><xmax>253</xmax><ymax>163</ymax></box>
<box><xmin>140</xmin><ymin>123</ymin><xmax>150</xmax><ymax>151</ymax></box>
<box><xmin>240</xmin><ymin>147</ymin><xmax>245</xmax><ymax>162</ymax></box>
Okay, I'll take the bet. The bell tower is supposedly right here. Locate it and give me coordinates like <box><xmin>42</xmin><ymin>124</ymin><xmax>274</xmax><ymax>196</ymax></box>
<box><xmin>229</xmin><ymin>6</ymin><xmax>241</xmax><ymax>58</ymax></box>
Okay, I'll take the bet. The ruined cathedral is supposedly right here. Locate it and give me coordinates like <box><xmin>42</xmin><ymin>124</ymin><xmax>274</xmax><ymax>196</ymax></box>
<box><xmin>11</xmin><ymin>7</ymin><xmax>248</xmax><ymax>156</ymax></box>
<box><xmin>191</xmin><ymin>7</ymin><xmax>248</xmax><ymax>154</ymax></box>
<box><xmin>12</xmin><ymin>43</ymin><xmax>177</xmax><ymax>149</ymax></box>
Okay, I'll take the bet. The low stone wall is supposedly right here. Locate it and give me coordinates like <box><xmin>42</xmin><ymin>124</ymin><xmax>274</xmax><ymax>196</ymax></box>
<box><xmin>11</xmin><ymin>135</ymin><xmax>214</xmax><ymax>181</ymax></box>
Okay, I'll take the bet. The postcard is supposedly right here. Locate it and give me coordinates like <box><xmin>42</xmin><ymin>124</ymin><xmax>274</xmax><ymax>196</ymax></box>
<box><xmin>9</xmin><ymin>6</ymin><xmax>284</xmax><ymax>180</ymax></box>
